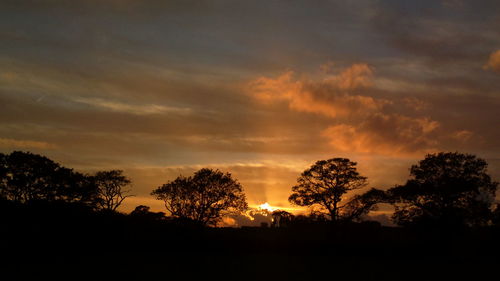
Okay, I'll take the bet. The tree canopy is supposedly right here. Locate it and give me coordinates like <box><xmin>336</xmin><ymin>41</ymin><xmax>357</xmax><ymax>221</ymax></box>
<box><xmin>341</xmin><ymin>188</ymin><xmax>387</xmax><ymax>222</ymax></box>
<box><xmin>271</xmin><ymin>210</ymin><xmax>294</xmax><ymax>228</ymax></box>
<box><xmin>151</xmin><ymin>168</ymin><xmax>248</xmax><ymax>226</ymax></box>
<box><xmin>94</xmin><ymin>170</ymin><xmax>133</xmax><ymax>211</ymax></box>
<box><xmin>0</xmin><ymin>151</ymin><xmax>135</xmax><ymax>212</ymax></box>
<box><xmin>288</xmin><ymin>158</ymin><xmax>368</xmax><ymax>221</ymax></box>
<box><xmin>387</xmin><ymin>152</ymin><xmax>498</xmax><ymax>227</ymax></box>
<box><xmin>0</xmin><ymin>151</ymin><xmax>99</xmax><ymax>206</ymax></box>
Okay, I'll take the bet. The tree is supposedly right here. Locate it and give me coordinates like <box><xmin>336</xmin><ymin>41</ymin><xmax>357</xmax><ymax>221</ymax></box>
<box><xmin>130</xmin><ymin>205</ymin><xmax>165</xmax><ymax>221</ymax></box>
<box><xmin>130</xmin><ymin>205</ymin><xmax>151</xmax><ymax>215</ymax></box>
<box><xmin>0</xmin><ymin>153</ymin><xmax>7</xmax><ymax>200</ymax></box>
<box><xmin>94</xmin><ymin>170</ymin><xmax>133</xmax><ymax>211</ymax></box>
<box><xmin>288</xmin><ymin>158</ymin><xmax>367</xmax><ymax>222</ymax></box>
<box><xmin>387</xmin><ymin>152</ymin><xmax>498</xmax><ymax>227</ymax></box>
<box><xmin>151</xmin><ymin>168</ymin><xmax>248</xmax><ymax>226</ymax></box>
<box><xmin>271</xmin><ymin>210</ymin><xmax>294</xmax><ymax>228</ymax></box>
<box><xmin>493</xmin><ymin>203</ymin><xmax>500</xmax><ymax>226</ymax></box>
<box><xmin>0</xmin><ymin>151</ymin><xmax>99</xmax><ymax>206</ymax></box>
<box><xmin>341</xmin><ymin>188</ymin><xmax>387</xmax><ymax>222</ymax></box>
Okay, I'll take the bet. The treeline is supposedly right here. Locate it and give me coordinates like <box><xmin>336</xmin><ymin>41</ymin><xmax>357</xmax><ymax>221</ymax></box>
<box><xmin>285</xmin><ymin>153</ymin><xmax>500</xmax><ymax>228</ymax></box>
<box><xmin>150</xmin><ymin>152</ymin><xmax>500</xmax><ymax>228</ymax></box>
<box><xmin>2</xmin><ymin>150</ymin><xmax>500</xmax><ymax>279</ymax></box>
<box><xmin>0</xmin><ymin>151</ymin><xmax>132</xmax><ymax>211</ymax></box>
<box><xmin>1</xmin><ymin>150</ymin><xmax>499</xmax><ymax>229</ymax></box>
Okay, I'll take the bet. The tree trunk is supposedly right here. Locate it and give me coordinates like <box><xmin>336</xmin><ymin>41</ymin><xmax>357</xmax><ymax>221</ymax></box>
<box><xmin>332</xmin><ymin>201</ymin><xmax>338</xmax><ymax>222</ymax></box>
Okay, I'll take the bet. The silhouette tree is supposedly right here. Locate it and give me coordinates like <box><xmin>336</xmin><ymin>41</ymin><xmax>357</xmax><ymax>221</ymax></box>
<box><xmin>342</xmin><ymin>188</ymin><xmax>387</xmax><ymax>222</ymax></box>
<box><xmin>130</xmin><ymin>205</ymin><xmax>165</xmax><ymax>221</ymax></box>
<box><xmin>0</xmin><ymin>153</ymin><xmax>7</xmax><ymax>200</ymax></box>
<box><xmin>493</xmin><ymin>203</ymin><xmax>500</xmax><ymax>226</ymax></box>
<box><xmin>94</xmin><ymin>170</ymin><xmax>133</xmax><ymax>211</ymax></box>
<box><xmin>130</xmin><ymin>205</ymin><xmax>151</xmax><ymax>215</ymax></box>
<box><xmin>288</xmin><ymin>158</ymin><xmax>367</xmax><ymax>222</ymax></box>
<box><xmin>387</xmin><ymin>152</ymin><xmax>498</xmax><ymax>227</ymax></box>
<box><xmin>151</xmin><ymin>168</ymin><xmax>248</xmax><ymax>226</ymax></box>
<box><xmin>0</xmin><ymin>151</ymin><xmax>99</xmax><ymax>206</ymax></box>
<box><xmin>271</xmin><ymin>210</ymin><xmax>294</xmax><ymax>228</ymax></box>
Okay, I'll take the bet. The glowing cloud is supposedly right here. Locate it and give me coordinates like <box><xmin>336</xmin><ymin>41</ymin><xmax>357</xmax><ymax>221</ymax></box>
<box><xmin>484</xmin><ymin>50</ymin><xmax>500</xmax><ymax>73</ymax></box>
<box><xmin>250</xmin><ymin>64</ymin><xmax>383</xmax><ymax>118</ymax></box>
<box><xmin>73</xmin><ymin>97</ymin><xmax>191</xmax><ymax>116</ymax></box>
<box><xmin>321</xmin><ymin>115</ymin><xmax>440</xmax><ymax>155</ymax></box>
<box><xmin>257</xmin><ymin>202</ymin><xmax>277</xmax><ymax>212</ymax></box>
<box><xmin>250</xmin><ymin>63</ymin><xmax>441</xmax><ymax>155</ymax></box>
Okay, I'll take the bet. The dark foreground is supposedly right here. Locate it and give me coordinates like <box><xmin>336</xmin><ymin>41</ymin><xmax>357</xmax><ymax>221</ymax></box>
<box><xmin>1</xmin><ymin>202</ymin><xmax>499</xmax><ymax>280</ymax></box>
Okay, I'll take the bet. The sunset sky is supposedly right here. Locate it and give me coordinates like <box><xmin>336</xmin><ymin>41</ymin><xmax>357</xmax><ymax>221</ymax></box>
<box><xmin>1</xmin><ymin>0</ymin><xmax>500</xmax><ymax>222</ymax></box>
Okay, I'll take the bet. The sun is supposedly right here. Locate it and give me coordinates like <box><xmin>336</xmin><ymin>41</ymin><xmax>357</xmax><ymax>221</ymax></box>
<box><xmin>258</xmin><ymin>202</ymin><xmax>277</xmax><ymax>212</ymax></box>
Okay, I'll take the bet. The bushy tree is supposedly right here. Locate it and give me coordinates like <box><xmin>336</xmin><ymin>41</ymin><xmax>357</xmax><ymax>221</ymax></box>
<box><xmin>387</xmin><ymin>152</ymin><xmax>498</xmax><ymax>227</ymax></box>
<box><xmin>0</xmin><ymin>151</ymin><xmax>99</xmax><ymax>206</ymax></box>
<box><xmin>342</xmin><ymin>188</ymin><xmax>387</xmax><ymax>222</ymax></box>
<box><xmin>289</xmin><ymin>158</ymin><xmax>367</xmax><ymax>221</ymax></box>
<box><xmin>151</xmin><ymin>168</ymin><xmax>248</xmax><ymax>226</ymax></box>
<box><xmin>271</xmin><ymin>210</ymin><xmax>294</xmax><ymax>228</ymax></box>
<box><xmin>130</xmin><ymin>205</ymin><xmax>165</xmax><ymax>221</ymax></box>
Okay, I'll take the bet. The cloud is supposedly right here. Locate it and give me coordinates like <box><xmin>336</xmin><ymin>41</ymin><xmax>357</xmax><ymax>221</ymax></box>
<box><xmin>0</xmin><ymin>138</ymin><xmax>57</xmax><ymax>149</ymax></box>
<box><xmin>250</xmin><ymin>64</ymin><xmax>441</xmax><ymax>155</ymax></box>
<box><xmin>402</xmin><ymin>97</ymin><xmax>429</xmax><ymax>111</ymax></box>
<box><xmin>73</xmin><ymin>97</ymin><xmax>192</xmax><ymax>116</ymax></box>
<box><xmin>484</xmin><ymin>50</ymin><xmax>500</xmax><ymax>73</ymax></box>
<box><xmin>321</xmin><ymin>115</ymin><xmax>439</xmax><ymax>155</ymax></box>
<box><xmin>250</xmin><ymin>64</ymin><xmax>385</xmax><ymax>118</ymax></box>
<box><xmin>371</xmin><ymin>1</ymin><xmax>500</xmax><ymax>64</ymax></box>
<box><xmin>452</xmin><ymin>130</ymin><xmax>474</xmax><ymax>142</ymax></box>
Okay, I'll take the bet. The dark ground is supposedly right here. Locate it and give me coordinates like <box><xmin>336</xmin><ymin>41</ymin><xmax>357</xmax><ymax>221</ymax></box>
<box><xmin>1</xmin><ymin>202</ymin><xmax>499</xmax><ymax>280</ymax></box>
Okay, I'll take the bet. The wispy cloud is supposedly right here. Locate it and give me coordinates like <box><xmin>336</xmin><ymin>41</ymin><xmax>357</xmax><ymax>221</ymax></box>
<box><xmin>0</xmin><ymin>138</ymin><xmax>57</xmax><ymax>149</ymax></box>
<box><xmin>73</xmin><ymin>97</ymin><xmax>192</xmax><ymax>116</ymax></box>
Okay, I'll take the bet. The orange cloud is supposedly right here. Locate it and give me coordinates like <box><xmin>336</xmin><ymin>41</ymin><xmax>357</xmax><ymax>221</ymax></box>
<box><xmin>332</xmin><ymin>63</ymin><xmax>373</xmax><ymax>90</ymax></box>
<box><xmin>452</xmin><ymin>130</ymin><xmax>473</xmax><ymax>142</ymax></box>
<box><xmin>402</xmin><ymin>97</ymin><xmax>429</xmax><ymax>111</ymax></box>
<box><xmin>250</xmin><ymin>63</ymin><xmax>442</xmax><ymax>156</ymax></box>
<box><xmin>250</xmin><ymin>64</ymin><xmax>384</xmax><ymax>118</ymax></box>
<box><xmin>321</xmin><ymin>115</ymin><xmax>439</xmax><ymax>155</ymax></box>
<box><xmin>484</xmin><ymin>50</ymin><xmax>500</xmax><ymax>73</ymax></box>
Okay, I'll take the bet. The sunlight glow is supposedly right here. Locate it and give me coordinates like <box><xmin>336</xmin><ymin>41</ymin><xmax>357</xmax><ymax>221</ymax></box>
<box><xmin>258</xmin><ymin>202</ymin><xmax>277</xmax><ymax>212</ymax></box>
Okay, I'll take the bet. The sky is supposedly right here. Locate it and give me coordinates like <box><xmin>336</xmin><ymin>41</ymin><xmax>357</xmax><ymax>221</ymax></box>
<box><xmin>1</xmin><ymin>0</ymin><xmax>500</xmax><ymax>224</ymax></box>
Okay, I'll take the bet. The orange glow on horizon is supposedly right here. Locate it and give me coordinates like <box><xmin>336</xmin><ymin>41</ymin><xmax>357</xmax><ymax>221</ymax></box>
<box><xmin>257</xmin><ymin>202</ymin><xmax>277</xmax><ymax>212</ymax></box>
<box><xmin>252</xmin><ymin>202</ymin><xmax>303</xmax><ymax>214</ymax></box>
